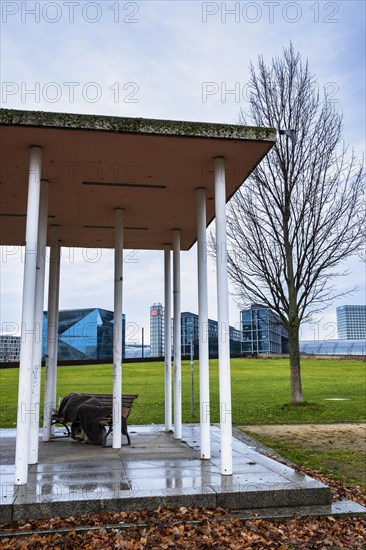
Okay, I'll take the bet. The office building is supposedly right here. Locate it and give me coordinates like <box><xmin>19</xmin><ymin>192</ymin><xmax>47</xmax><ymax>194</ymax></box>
<box><xmin>181</xmin><ymin>311</ymin><xmax>242</xmax><ymax>357</ymax></box>
<box><xmin>42</xmin><ymin>308</ymin><xmax>126</xmax><ymax>361</ymax></box>
<box><xmin>0</xmin><ymin>335</ymin><xmax>21</xmax><ymax>362</ymax></box>
<box><xmin>241</xmin><ymin>304</ymin><xmax>289</xmax><ymax>354</ymax></box>
<box><xmin>336</xmin><ymin>305</ymin><xmax>366</xmax><ymax>339</ymax></box>
<box><xmin>150</xmin><ymin>303</ymin><xmax>165</xmax><ymax>357</ymax></box>
<box><xmin>149</xmin><ymin>307</ymin><xmax>241</xmax><ymax>358</ymax></box>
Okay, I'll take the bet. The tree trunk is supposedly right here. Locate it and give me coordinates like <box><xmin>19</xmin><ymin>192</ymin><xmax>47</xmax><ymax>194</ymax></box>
<box><xmin>283</xmin><ymin>193</ymin><xmax>303</xmax><ymax>404</ymax></box>
<box><xmin>288</xmin><ymin>322</ymin><xmax>303</xmax><ymax>403</ymax></box>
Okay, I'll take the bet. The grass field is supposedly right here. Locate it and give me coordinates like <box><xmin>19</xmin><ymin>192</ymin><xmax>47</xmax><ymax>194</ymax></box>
<box><xmin>0</xmin><ymin>357</ymin><xmax>365</xmax><ymax>428</ymax></box>
<box><xmin>243</xmin><ymin>431</ymin><xmax>366</xmax><ymax>486</ymax></box>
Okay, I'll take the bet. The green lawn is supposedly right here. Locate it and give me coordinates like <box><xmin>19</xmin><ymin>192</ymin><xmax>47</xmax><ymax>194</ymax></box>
<box><xmin>0</xmin><ymin>358</ymin><xmax>365</xmax><ymax>427</ymax></box>
<box><xmin>242</xmin><ymin>432</ymin><xmax>366</xmax><ymax>486</ymax></box>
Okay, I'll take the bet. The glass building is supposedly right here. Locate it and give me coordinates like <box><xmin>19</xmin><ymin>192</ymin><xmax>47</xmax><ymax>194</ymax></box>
<box><xmin>241</xmin><ymin>304</ymin><xmax>289</xmax><ymax>354</ymax></box>
<box><xmin>150</xmin><ymin>303</ymin><xmax>165</xmax><ymax>357</ymax></box>
<box><xmin>181</xmin><ymin>311</ymin><xmax>242</xmax><ymax>358</ymax></box>
<box><xmin>336</xmin><ymin>305</ymin><xmax>366</xmax><ymax>339</ymax></box>
<box><xmin>125</xmin><ymin>345</ymin><xmax>151</xmax><ymax>359</ymax></box>
<box><xmin>300</xmin><ymin>339</ymin><xmax>366</xmax><ymax>356</ymax></box>
<box><xmin>42</xmin><ymin>308</ymin><xmax>126</xmax><ymax>361</ymax></box>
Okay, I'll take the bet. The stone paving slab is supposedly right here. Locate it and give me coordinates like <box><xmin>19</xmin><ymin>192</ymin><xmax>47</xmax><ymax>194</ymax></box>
<box><xmin>0</xmin><ymin>424</ymin><xmax>364</xmax><ymax>522</ymax></box>
<box><xmin>234</xmin><ymin>500</ymin><xmax>366</xmax><ymax>520</ymax></box>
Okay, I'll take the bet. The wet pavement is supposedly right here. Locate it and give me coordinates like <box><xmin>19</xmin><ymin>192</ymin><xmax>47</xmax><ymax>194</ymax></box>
<box><xmin>1</xmin><ymin>425</ymin><xmax>365</xmax><ymax>522</ymax></box>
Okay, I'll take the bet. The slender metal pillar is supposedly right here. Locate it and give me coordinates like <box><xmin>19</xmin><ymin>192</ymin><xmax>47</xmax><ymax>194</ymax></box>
<box><xmin>164</xmin><ymin>245</ymin><xmax>173</xmax><ymax>431</ymax></box>
<box><xmin>28</xmin><ymin>179</ymin><xmax>49</xmax><ymax>464</ymax></box>
<box><xmin>50</xmin><ymin>239</ymin><xmax>61</xmax><ymax>436</ymax></box>
<box><xmin>43</xmin><ymin>226</ymin><xmax>60</xmax><ymax>442</ymax></box>
<box><xmin>15</xmin><ymin>146</ymin><xmax>42</xmax><ymax>485</ymax></box>
<box><xmin>214</xmin><ymin>157</ymin><xmax>233</xmax><ymax>475</ymax></box>
<box><xmin>113</xmin><ymin>209</ymin><xmax>124</xmax><ymax>448</ymax></box>
<box><xmin>197</xmin><ymin>188</ymin><xmax>211</xmax><ymax>459</ymax></box>
<box><xmin>172</xmin><ymin>229</ymin><xmax>182</xmax><ymax>439</ymax></box>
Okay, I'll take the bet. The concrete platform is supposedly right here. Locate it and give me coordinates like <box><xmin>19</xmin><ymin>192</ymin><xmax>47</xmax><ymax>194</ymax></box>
<box><xmin>0</xmin><ymin>425</ymin><xmax>364</xmax><ymax>522</ymax></box>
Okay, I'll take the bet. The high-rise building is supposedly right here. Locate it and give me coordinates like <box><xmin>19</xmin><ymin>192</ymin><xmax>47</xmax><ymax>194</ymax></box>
<box><xmin>42</xmin><ymin>308</ymin><xmax>126</xmax><ymax>361</ymax></box>
<box><xmin>150</xmin><ymin>303</ymin><xmax>165</xmax><ymax>357</ymax></box>
<box><xmin>241</xmin><ymin>304</ymin><xmax>288</xmax><ymax>354</ymax></box>
<box><xmin>336</xmin><ymin>305</ymin><xmax>366</xmax><ymax>339</ymax></box>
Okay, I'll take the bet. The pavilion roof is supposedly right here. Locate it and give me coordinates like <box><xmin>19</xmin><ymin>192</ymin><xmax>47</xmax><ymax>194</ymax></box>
<box><xmin>0</xmin><ymin>109</ymin><xmax>276</xmax><ymax>250</ymax></box>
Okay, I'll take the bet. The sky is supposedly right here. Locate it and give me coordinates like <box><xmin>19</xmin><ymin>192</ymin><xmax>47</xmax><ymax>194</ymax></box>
<box><xmin>0</xmin><ymin>0</ymin><xmax>365</xmax><ymax>345</ymax></box>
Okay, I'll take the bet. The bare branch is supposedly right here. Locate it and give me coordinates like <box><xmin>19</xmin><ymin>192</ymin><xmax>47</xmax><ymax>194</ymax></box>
<box><xmin>212</xmin><ymin>43</ymin><xmax>365</xmax><ymax>403</ymax></box>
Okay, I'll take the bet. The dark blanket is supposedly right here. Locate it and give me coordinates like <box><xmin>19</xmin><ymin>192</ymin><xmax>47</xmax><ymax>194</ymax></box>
<box><xmin>58</xmin><ymin>393</ymin><xmax>95</xmax><ymax>423</ymax></box>
<box><xmin>77</xmin><ymin>398</ymin><xmax>111</xmax><ymax>444</ymax></box>
<box><xmin>58</xmin><ymin>393</ymin><xmax>111</xmax><ymax>444</ymax></box>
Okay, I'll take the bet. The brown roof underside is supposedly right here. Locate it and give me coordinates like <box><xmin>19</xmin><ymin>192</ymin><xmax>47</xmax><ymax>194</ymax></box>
<box><xmin>0</xmin><ymin>110</ymin><xmax>276</xmax><ymax>250</ymax></box>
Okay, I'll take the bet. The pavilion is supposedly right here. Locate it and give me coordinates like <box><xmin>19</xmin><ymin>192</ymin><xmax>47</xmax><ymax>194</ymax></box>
<box><xmin>0</xmin><ymin>108</ymin><xmax>276</xmax><ymax>486</ymax></box>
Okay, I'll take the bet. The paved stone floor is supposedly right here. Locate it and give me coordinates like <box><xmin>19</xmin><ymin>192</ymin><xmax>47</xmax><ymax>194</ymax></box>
<box><xmin>1</xmin><ymin>425</ymin><xmax>365</xmax><ymax>522</ymax></box>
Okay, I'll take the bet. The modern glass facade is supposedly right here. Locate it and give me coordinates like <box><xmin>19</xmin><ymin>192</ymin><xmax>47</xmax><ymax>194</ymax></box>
<box><xmin>150</xmin><ymin>303</ymin><xmax>164</xmax><ymax>357</ymax></box>
<box><xmin>181</xmin><ymin>312</ymin><xmax>199</xmax><ymax>356</ymax></box>
<box><xmin>125</xmin><ymin>345</ymin><xmax>151</xmax><ymax>358</ymax></box>
<box><xmin>300</xmin><ymin>339</ymin><xmax>366</xmax><ymax>355</ymax></box>
<box><xmin>42</xmin><ymin>308</ymin><xmax>126</xmax><ymax>361</ymax></box>
<box><xmin>241</xmin><ymin>304</ymin><xmax>289</xmax><ymax>354</ymax></box>
<box><xmin>181</xmin><ymin>311</ymin><xmax>242</xmax><ymax>357</ymax></box>
<box><xmin>336</xmin><ymin>305</ymin><xmax>366</xmax><ymax>339</ymax></box>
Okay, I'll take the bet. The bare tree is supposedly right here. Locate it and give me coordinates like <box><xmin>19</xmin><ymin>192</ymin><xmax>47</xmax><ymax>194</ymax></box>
<box><xmin>226</xmin><ymin>43</ymin><xmax>364</xmax><ymax>403</ymax></box>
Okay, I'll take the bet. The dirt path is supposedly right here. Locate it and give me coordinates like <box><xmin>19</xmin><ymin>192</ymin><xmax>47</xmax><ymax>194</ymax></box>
<box><xmin>239</xmin><ymin>423</ymin><xmax>366</xmax><ymax>452</ymax></box>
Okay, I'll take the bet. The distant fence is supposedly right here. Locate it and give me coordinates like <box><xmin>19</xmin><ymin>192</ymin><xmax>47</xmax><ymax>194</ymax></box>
<box><xmin>0</xmin><ymin>354</ymin><xmax>242</xmax><ymax>369</ymax></box>
<box><xmin>0</xmin><ymin>356</ymin><xmax>163</xmax><ymax>369</ymax></box>
<box><xmin>2</xmin><ymin>352</ymin><xmax>365</xmax><ymax>369</ymax></box>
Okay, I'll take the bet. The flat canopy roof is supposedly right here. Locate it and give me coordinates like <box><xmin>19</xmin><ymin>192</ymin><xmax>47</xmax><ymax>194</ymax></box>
<box><xmin>0</xmin><ymin>109</ymin><xmax>276</xmax><ymax>250</ymax></box>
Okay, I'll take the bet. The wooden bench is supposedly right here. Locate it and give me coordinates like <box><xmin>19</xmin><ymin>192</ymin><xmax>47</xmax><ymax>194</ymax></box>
<box><xmin>51</xmin><ymin>393</ymin><xmax>138</xmax><ymax>447</ymax></box>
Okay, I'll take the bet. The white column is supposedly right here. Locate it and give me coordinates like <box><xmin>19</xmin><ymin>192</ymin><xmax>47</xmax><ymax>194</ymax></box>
<box><xmin>28</xmin><ymin>179</ymin><xmax>48</xmax><ymax>464</ymax></box>
<box><xmin>15</xmin><ymin>146</ymin><xmax>42</xmax><ymax>485</ymax></box>
<box><xmin>214</xmin><ymin>156</ymin><xmax>233</xmax><ymax>476</ymax></box>
<box><xmin>113</xmin><ymin>208</ymin><xmax>124</xmax><ymax>448</ymax></box>
<box><xmin>43</xmin><ymin>226</ymin><xmax>60</xmax><ymax>442</ymax></box>
<box><xmin>172</xmin><ymin>229</ymin><xmax>182</xmax><ymax>439</ymax></box>
<box><xmin>197</xmin><ymin>188</ymin><xmax>211</xmax><ymax>459</ymax></box>
<box><xmin>164</xmin><ymin>245</ymin><xmax>172</xmax><ymax>432</ymax></box>
<box><xmin>50</xmin><ymin>240</ymin><xmax>61</xmax><ymax>435</ymax></box>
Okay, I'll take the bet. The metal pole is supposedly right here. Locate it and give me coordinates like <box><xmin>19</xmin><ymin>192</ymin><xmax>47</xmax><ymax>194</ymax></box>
<box><xmin>43</xmin><ymin>225</ymin><xmax>60</xmax><ymax>441</ymax></box>
<box><xmin>172</xmin><ymin>230</ymin><xmax>182</xmax><ymax>439</ymax></box>
<box><xmin>141</xmin><ymin>327</ymin><xmax>144</xmax><ymax>358</ymax></box>
<box><xmin>164</xmin><ymin>245</ymin><xmax>172</xmax><ymax>431</ymax></box>
<box><xmin>28</xmin><ymin>179</ymin><xmax>48</xmax><ymax>464</ymax></box>
<box><xmin>190</xmin><ymin>331</ymin><xmax>194</xmax><ymax>417</ymax></box>
<box><xmin>50</xmin><ymin>244</ymin><xmax>61</xmax><ymax>436</ymax></box>
<box><xmin>197</xmin><ymin>187</ymin><xmax>210</xmax><ymax>458</ymax></box>
<box><xmin>15</xmin><ymin>146</ymin><xmax>42</xmax><ymax>485</ymax></box>
<box><xmin>214</xmin><ymin>156</ymin><xmax>232</xmax><ymax>476</ymax></box>
<box><xmin>113</xmin><ymin>208</ymin><xmax>124</xmax><ymax>448</ymax></box>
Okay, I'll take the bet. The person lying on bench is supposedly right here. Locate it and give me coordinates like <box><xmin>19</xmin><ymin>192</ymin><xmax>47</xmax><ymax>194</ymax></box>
<box><xmin>58</xmin><ymin>393</ymin><xmax>109</xmax><ymax>445</ymax></box>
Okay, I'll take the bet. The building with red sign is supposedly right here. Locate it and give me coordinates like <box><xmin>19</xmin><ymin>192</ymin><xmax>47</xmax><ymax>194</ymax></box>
<box><xmin>150</xmin><ymin>303</ymin><xmax>164</xmax><ymax>357</ymax></box>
